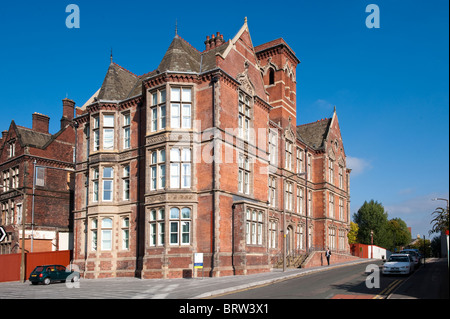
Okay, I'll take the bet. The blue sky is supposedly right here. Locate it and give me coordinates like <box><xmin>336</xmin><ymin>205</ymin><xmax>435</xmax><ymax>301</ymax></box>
<box><xmin>0</xmin><ymin>0</ymin><xmax>448</xmax><ymax>239</ymax></box>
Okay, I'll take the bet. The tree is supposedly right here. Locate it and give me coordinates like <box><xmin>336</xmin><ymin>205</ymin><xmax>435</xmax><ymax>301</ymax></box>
<box><xmin>429</xmin><ymin>206</ymin><xmax>449</xmax><ymax>235</ymax></box>
<box><xmin>347</xmin><ymin>222</ymin><xmax>359</xmax><ymax>244</ymax></box>
<box><xmin>353</xmin><ymin>200</ymin><xmax>391</xmax><ymax>248</ymax></box>
<box><xmin>387</xmin><ymin>218</ymin><xmax>411</xmax><ymax>252</ymax></box>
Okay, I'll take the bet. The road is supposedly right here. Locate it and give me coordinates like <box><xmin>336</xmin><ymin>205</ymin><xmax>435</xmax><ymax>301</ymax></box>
<box><xmin>214</xmin><ymin>258</ymin><xmax>448</xmax><ymax>299</ymax></box>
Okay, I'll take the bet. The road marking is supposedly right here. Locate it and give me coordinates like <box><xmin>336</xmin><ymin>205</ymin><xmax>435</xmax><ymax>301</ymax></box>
<box><xmin>373</xmin><ymin>279</ymin><xmax>403</xmax><ymax>299</ymax></box>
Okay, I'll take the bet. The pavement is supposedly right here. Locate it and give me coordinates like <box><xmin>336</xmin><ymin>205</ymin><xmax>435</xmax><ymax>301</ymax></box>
<box><xmin>0</xmin><ymin>258</ymin><xmax>372</xmax><ymax>299</ymax></box>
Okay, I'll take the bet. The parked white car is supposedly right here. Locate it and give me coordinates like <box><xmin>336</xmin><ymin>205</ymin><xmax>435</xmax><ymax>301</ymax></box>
<box><xmin>400</xmin><ymin>249</ymin><xmax>421</xmax><ymax>268</ymax></box>
<box><xmin>382</xmin><ymin>254</ymin><xmax>414</xmax><ymax>275</ymax></box>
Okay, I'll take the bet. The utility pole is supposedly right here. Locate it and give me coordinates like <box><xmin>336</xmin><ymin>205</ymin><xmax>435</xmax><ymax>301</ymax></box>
<box><xmin>370</xmin><ymin>230</ymin><xmax>374</xmax><ymax>259</ymax></box>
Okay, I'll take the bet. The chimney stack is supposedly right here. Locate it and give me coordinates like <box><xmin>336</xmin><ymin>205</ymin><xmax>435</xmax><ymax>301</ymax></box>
<box><xmin>61</xmin><ymin>98</ymin><xmax>75</xmax><ymax>129</ymax></box>
<box><xmin>204</xmin><ymin>32</ymin><xmax>224</xmax><ymax>51</ymax></box>
<box><xmin>32</xmin><ymin>113</ymin><xmax>50</xmax><ymax>134</ymax></box>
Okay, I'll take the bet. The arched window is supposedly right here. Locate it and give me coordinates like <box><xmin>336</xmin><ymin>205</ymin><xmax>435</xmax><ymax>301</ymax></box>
<box><xmin>269</xmin><ymin>68</ymin><xmax>275</xmax><ymax>85</ymax></box>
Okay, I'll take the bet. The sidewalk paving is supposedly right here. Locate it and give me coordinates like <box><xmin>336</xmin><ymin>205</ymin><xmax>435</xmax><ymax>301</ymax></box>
<box><xmin>0</xmin><ymin>258</ymin><xmax>372</xmax><ymax>299</ymax></box>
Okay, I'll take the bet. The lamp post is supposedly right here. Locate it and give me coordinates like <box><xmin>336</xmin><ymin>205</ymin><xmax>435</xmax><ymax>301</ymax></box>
<box><xmin>370</xmin><ymin>230</ymin><xmax>374</xmax><ymax>259</ymax></box>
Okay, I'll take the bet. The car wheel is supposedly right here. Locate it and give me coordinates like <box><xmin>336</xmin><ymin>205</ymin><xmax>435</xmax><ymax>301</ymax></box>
<box><xmin>43</xmin><ymin>277</ymin><xmax>51</xmax><ymax>285</ymax></box>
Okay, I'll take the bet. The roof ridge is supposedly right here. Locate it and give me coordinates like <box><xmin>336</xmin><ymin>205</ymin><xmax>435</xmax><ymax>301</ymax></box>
<box><xmin>176</xmin><ymin>34</ymin><xmax>201</xmax><ymax>53</ymax></box>
<box><xmin>112</xmin><ymin>62</ymin><xmax>138</xmax><ymax>77</ymax></box>
<box><xmin>297</xmin><ymin>118</ymin><xmax>330</xmax><ymax>127</ymax></box>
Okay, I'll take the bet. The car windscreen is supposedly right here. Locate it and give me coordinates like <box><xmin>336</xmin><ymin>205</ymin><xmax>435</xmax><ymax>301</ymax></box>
<box><xmin>388</xmin><ymin>256</ymin><xmax>409</xmax><ymax>262</ymax></box>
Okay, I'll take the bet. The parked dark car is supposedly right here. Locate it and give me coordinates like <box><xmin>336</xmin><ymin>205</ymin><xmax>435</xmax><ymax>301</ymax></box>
<box><xmin>29</xmin><ymin>265</ymin><xmax>80</xmax><ymax>285</ymax></box>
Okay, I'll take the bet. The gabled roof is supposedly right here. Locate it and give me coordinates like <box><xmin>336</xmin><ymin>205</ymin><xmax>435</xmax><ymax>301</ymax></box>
<box><xmin>15</xmin><ymin>125</ymin><xmax>52</xmax><ymax>148</ymax></box>
<box><xmin>297</xmin><ymin>118</ymin><xmax>332</xmax><ymax>150</ymax></box>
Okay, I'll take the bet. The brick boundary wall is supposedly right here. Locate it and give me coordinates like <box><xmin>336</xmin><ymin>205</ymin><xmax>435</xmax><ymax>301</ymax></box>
<box><xmin>302</xmin><ymin>251</ymin><xmax>360</xmax><ymax>268</ymax></box>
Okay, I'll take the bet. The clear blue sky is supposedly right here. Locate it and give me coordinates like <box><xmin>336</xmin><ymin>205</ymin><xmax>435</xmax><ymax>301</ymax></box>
<box><xmin>0</xmin><ymin>1</ymin><xmax>448</xmax><ymax>239</ymax></box>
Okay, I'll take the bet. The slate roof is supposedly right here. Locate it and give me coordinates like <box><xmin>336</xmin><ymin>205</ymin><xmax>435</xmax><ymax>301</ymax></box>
<box><xmin>15</xmin><ymin>125</ymin><xmax>52</xmax><ymax>148</ymax></box>
<box><xmin>92</xmin><ymin>35</ymin><xmax>229</xmax><ymax>106</ymax></box>
<box><xmin>97</xmin><ymin>62</ymin><xmax>139</xmax><ymax>101</ymax></box>
<box><xmin>296</xmin><ymin>118</ymin><xmax>331</xmax><ymax>150</ymax></box>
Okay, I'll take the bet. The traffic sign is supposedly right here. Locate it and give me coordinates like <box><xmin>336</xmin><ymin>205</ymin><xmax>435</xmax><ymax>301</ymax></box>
<box><xmin>0</xmin><ymin>226</ymin><xmax>6</xmax><ymax>242</ymax></box>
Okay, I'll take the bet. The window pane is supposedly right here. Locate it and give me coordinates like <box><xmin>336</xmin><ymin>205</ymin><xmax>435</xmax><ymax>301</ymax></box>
<box><xmin>170</xmin><ymin>163</ymin><xmax>180</xmax><ymax>188</ymax></box>
<box><xmin>182</xmin><ymin>104</ymin><xmax>191</xmax><ymax>128</ymax></box>
<box><xmin>160</xmin><ymin>90</ymin><xmax>166</xmax><ymax>103</ymax></box>
<box><xmin>160</xmin><ymin>149</ymin><xmax>166</xmax><ymax>162</ymax></box>
<box><xmin>182</xmin><ymin>163</ymin><xmax>191</xmax><ymax>188</ymax></box>
<box><xmin>160</xmin><ymin>105</ymin><xmax>166</xmax><ymax>129</ymax></box>
<box><xmin>103</xmin><ymin>180</ymin><xmax>113</xmax><ymax>201</ymax></box>
<box><xmin>170</xmin><ymin>222</ymin><xmax>179</xmax><ymax>244</ymax></box>
<box><xmin>102</xmin><ymin>230</ymin><xmax>112</xmax><ymax>250</ymax></box>
<box><xmin>103</xmin><ymin>167</ymin><xmax>113</xmax><ymax>178</ymax></box>
<box><xmin>171</xmin><ymin>104</ymin><xmax>180</xmax><ymax>128</ymax></box>
<box><xmin>124</xmin><ymin>114</ymin><xmax>130</xmax><ymax>126</ymax></box>
<box><xmin>104</xmin><ymin>115</ymin><xmax>114</xmax><ymax>127</ymax></box>
<box><xmin>102</xmin><ymin>218</ymin><xmax>112</xmax><ymax>228</ymax></box>
<box><xmin>123</xmin><ymin>166</ymin><xmax>130</xmax><ymax>177</ymax></box>
<box><xmin>150</xmin><ymin>210</ymin><xmax>156</xmax><ymax>221</ymax></box>
<box><xmin>170</xmin><ymin>208</ymin><xmax>180</xmax><ymax>219</ymax></box>
<box><xmin>103</xmin><ymin>129</ymin><xmax>114</xmax><ymax>150</ymax></box>
<box><xmin>182</xmin><ymin>88</ymin><xmax>191</xmax><ymax>102</ymax></box>
<box><xmin>150</xmin><ymin>224</ymin><xmax>156</xmax><ymax>246</ymax></box>
<box><xmin>181</xmin><ymin>208</ymin><xmax>191</xmax><ymax>219</ymax></box>
<box><xmin>159</xmin><ymin>165</ymin><xmax>166</xmax><ymax>189</ymax></box>
<box><xmin>159</xmin><ymin>222</ymin><xmax>165</xmax><ymax>245</ymax></box>
<box><xmin>170</xmin><ymin>148</ymin><xmax>180</xmax><ymax>162</ymax></box>
<box><xmin>171</xmin><ymin>88</ymin><xmax>181</xmax><ymax>101</ymax></box>
<box><xmin>181</xmin><ymin>221</ymin><xmax>190</xmax><ymax>244</ymax></box>
<box><xmin>181</xmin><ymin>148</ymin><xmax>190</xmax><ymax>161</ymax></box>
<box><xmin>151</xmin><ymin>166</ymin><xmax>157</xmax><ymax>190</ymax></box>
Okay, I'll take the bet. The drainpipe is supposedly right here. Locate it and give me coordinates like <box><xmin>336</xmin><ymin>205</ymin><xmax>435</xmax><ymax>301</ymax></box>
<box><xmin>210</xmin><ymin>75</ymin><xmax>219</xmax><ymax>277</ymax></box>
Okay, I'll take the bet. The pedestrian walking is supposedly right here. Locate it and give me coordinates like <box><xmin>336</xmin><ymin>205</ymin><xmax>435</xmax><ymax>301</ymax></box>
<box><xmin>325</xmin><ymin>248</ymin><xmax>331</xmax><ymax>266</ymax></box>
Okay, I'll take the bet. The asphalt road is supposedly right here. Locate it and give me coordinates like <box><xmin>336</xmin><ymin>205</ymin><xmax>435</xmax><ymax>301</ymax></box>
<box><xmin>214</xmin><ymin>258</ymin><xmax>449</xmax><ymax>299</ymax></box>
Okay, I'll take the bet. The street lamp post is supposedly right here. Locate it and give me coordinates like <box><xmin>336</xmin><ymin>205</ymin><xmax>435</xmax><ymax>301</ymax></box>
<box><xmin>370</xmin><ymin>230</ymin><xmax>374</xmax><ymax>259</ymax></box>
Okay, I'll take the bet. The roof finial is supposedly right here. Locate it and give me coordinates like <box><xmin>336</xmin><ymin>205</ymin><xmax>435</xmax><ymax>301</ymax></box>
<box><xmin>244</xmin><ymin>17</ymin><xmax>248</xmax><ymax>24</ymax></box>
<box><xmin>175</xmin><ymin>19</ymin><xmax>178</xmax><ymax>37</ymax></box>
<box><xmin>110</xmin><ymin>48</ymin><xmax>113</xmax><ymax>64</ymax></box>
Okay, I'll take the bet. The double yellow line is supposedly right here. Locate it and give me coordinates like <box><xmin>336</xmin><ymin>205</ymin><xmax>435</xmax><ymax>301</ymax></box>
<box><xmin>373</xmin><ymin>279</ymin><xmax>403</xmax><ymax>299</ymax></box>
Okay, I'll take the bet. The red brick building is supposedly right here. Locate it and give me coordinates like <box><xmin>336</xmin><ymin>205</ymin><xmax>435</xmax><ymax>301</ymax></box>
<box><xmin>73</xmin><ymin>21</ymin><xmax>352</xmax><ymax>279</ymax></box>
<box><xmin>0</xmin><ymin>99</ymin><xmax>76</xmax><ymax>254</ymax></box>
